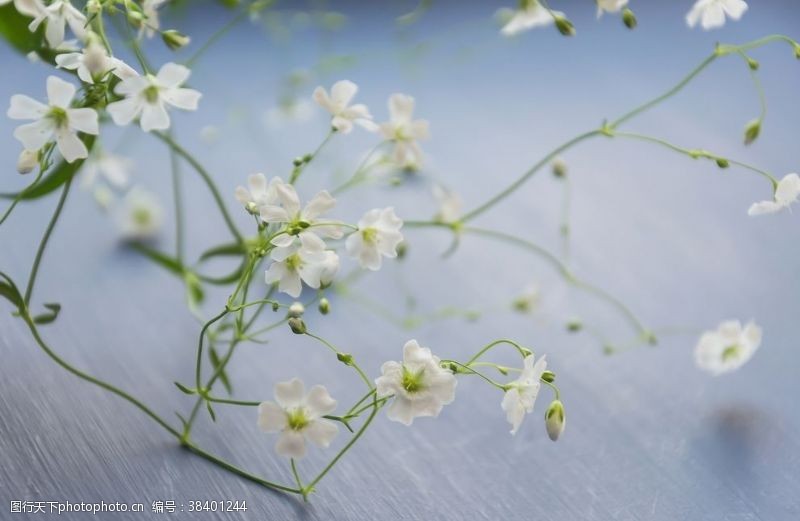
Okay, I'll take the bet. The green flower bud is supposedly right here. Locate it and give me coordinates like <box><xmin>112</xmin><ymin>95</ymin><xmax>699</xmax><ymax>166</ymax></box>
<box><xmin>554</xmin><ymin>16</ymin><xmax>575</xmax><ymax>37</ymax></box>
<box><xmin>744</xmin><ymin>119</ymin><xmax>761</xmax><ymax>145</ymax></box>
<box><xmin>541</xmin><ymin>370</ymin><xmax>556</xmax><ymax>383</ymax></box>
<box><xmin>319</xmin><ymin>297</ymin><xmax>330</xmax><ymax>315</ymax></box>
<box><xmin>795</xmin><ymin>44</ymin><xmax>800</xmax><ymax>59</ymax></box>
<box><xmin>396</xmin><ymin>241</ymin><xmax>408</xmax><ymax>260</ymax></box>
<box><xmin>746</xmin><ymin>57</ymin><xmax>759</xmax><ymax>70</ymax></box>
<box><xmin>545</xmin><ymin>400</ymin><xmax>566</xmax><ymax>441</ymax></box>
<box><xmin>622</xmin><ymin>8</ymin><xmax>637</xmax><ymax>29</ymax></box>
<box><xmin>288</xmin><ymin>302</ymin><xmax>305</xmax><ymax>318</ymax></box>
<box><xmin>271</xmin><ymin>302</ymin><xmax>280</xmax><ymax>312</ymax></box>
<box><xmin>288</xmin><ymin>317</ymin><xmax>306</xmax><ymax>334</ymax></box>
<box><xmin>552</xmin><ymin>158</ymin><xmax>567</xmax><ymax>178</ymax></box>
<box><xmin>162</xmin><ymin>30</ymin><xmax>191</xmax><ymax>51</ymax></box>
<box><xmin>336</xmin><ymin>352</ymin><xmax>353</xmax><ymax>365</ymax></box>
<box><xmin>292</xmin><ymin>157</ymin><xmax>303</xmax><ymax>167</ymax></box>
<box><xmin>716</xmin><ymin>158</ymin><xmax>730</xmax><ymax>169</ymax></box>
<box><xmin>566</xmin><ymin>319</ymin><xmax>582</xmax><ymax>333</ymax></box>
<box><xmin>603</xmin><ymin>344</ymin><xmax>616</xmax><ymax>355</ymax></box>
<box><xmin>17</xmin><ymin>149</ymin><xmax>37</xmax><ymax>174</ymax></box>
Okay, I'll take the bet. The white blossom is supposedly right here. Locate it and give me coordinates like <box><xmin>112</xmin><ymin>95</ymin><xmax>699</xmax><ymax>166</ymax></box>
<box><xmin>258</xmin><ymin>378</ymin><xmax>338</xmax><ymax>459</ymax></box>
<box><xmin>544</xmin><ymin>399</ymin><xmax>565</xmax><ymax>441</ymax></box>
<box><xmin>116</xmin><ymin>188</ymin><xmax>163</xmax><ymax>239</ymax></box>
<box><xmin>375</xmin><ymin>340</ymin><xmax>457</xmax><ymax>426</ymax></box>
<box><xmin>378</xmin><ymin>94</ymin><xmax>430</xmax><ymax>170</ymax></box>
<box><xmin>258</xmin><ymin>177</ymin><xmax>343</xmax><ymax>241</ymax></box>
<box><xmin>1</xmin><ymin>0</ymin><xmax>44</xmax><ymax>18</ymax></box>
<box><xmin>265</xmin><ymin>234</ymin><xmax>339</xmax><ymax>298</ymax></box>
<box><xmin>596</xmin><ymin>0</ymin><xmax>628</xmax><ymax>17</ymax></box>
<box><xmin>16</xmin><ymin>148</ymin><xmax>38</xmax><ymax>174</ymax></box>
<box><xmin>106</xmin><ymin>62</ymin><xmax>201</xmax><ymax>132</ymax></box>
<box><xmin>499</xmin><ymin>0</ymin><xmax>562</xmax><ymax>36</ymax></box>
<box><xmin>55</xmin><ymin>40</ymin><xmax>137</xmax><ymax>84</ymax></box>
<box><xmin>312</xmin><ymin>80</ymin><xmax>376</xmax><ymax>134</ymax></box>
<box><xmin>82</xmin><ymin>150</ymin><xmax>132</xmax><ymax>189</ymax></box>
<box><xmin>28</xmin><ymin>0</ymin><xmax>86</xmax><ymax>48</ymax></box>
<box><xmin>345</xmin><ymin>207</ymin><xmax>404</xmax><ymax>271</ymax></box>
<box><xmin>235</xmin><ymin>173</ymin><xmax>277</xmax><ymax>215</ymax></box>
<box><xmin>695</xmin><ymin>320</ymin><xmax>761</xmax><ymax>375</ymax></box>
<box><xmin>432</xmin><ymin>184</ymin><xmax>462</xmax><ymax>223</ymax></box>
<box><xmin>7</xmin><ymin>75</ymin><xmax>99</xmax><ymax>163</ymax></box>
<box><xmin>140</xmin><ymin>0</ymin><xmax>168</xmax><ymax>39</ymax></box>
<box><xmin>501</xmin><ymin>354</ymin><xmax>547</xmax><ymax>435</ymax></box>
<box><xmin>686</xmin><ymin>0</ymin><xmax>747</xmax><ymax>30</ymax></box>
<box><xmin>748</xmin><ymin>174</ymin><xmax>800</xmax><ymax>216</ymax></box>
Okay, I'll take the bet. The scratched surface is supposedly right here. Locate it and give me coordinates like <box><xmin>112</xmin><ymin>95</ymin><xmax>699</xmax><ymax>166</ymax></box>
<box><xmin>1</xmin><ymin>1</ymin><xmax>800</xmax><ymax>520</ymax></box>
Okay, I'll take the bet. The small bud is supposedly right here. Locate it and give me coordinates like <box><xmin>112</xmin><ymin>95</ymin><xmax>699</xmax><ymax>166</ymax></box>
<box><xmin>271</xmin><ymin>302</ymin><xmax>280</xmax><ymax>312</ymax></box>
<box><xmin>336</xmin><ymin>352</ymin><xmax>353</xmax><ymax>365</ymax></box>
<box><xmin>396</xmin><ymin>241</ymin><xmax>408</xmax><ymax>260</ymax></box>
<box><xmin>541</xmin><ymin>370</ymin><xmax>556</xmax><ymax>383</ymax></box>
<box><xmin>288</xmin><ymin>317</ymin><xmax>306</xmax><ymax>334</ymax></box>
<box><xmin>746</xmin><ymin>57</ymin><xmax>759</xmax><ymax>70</ymax></box>
<box><xmin>519</xmin><ymin>347</ymin><xmax>533</xmax><ymax>358</ymax></box>
<box><xmin>743</xmin><ymin>119</ymin><xmax>761</xmax><ymax>145</ymax></box>
<box><xmin>551</xmin><ymin>158</ymin><xmax>567</xmax><ymax>178</ymax></box>
<box><xmin>288</xmin><ymin>302</ymin><xmax>305</xmax><ymax>318</ymax></box>
<box><xmin>244</xmin><ymin>201</ymin><xmax>259</xmax><ymax>215</ymax></box>
<box><xmin>448</xmin><ymin>362</ymin><xmax>459</xmax><ymax>373</ymax></box>
<box><xmin>794</xmin><ymin>44</ymin><xmax>800</xmax><ymax>59</ymax></box>
<box><xmin>17</xmin><ymin>149</ymin><xmax>37</xmax><ymax>174</ymax></box>
<box><xmin>566</xmin><ymin>319</ymin><xmax>582</xmax><ymax>333</ymax></box>
<box><xmin>496</xmin><ymin>365</ymin><xmax>509</xmax><ymax>376</ymax></box>
<box><xmin>622</xmin><ymin>8</ymin><xmax>637</xmax><ymax>29</ymax></box>
<box><xmin>292</xmin><ymin>157</ymin><xmax>303</xmax><ymax>167</ymax></box>
<box><xmin>603</xmin><ymin>344</ymin><xmax>615</xmax><ymax>355</ymax></box>
<box><xmin>544</xmin><ymin>400</ymin><xmax>566</xmax><ymax>441</ymax></box>
<box><xmin>162</xmin><ymin>30</ymin><xmax>191</xmax><ymax>51</ymax></box>
<box><xmin>126</xmin><ymin>10</ymin><xmax>145</xmax><ymax>27</ymax></box>
<box><xmin>715</xmin><ymin>158</ymin><xmax>730</xmax><ymax>169</ymax></box>
<box><xmin>318</xmin><ymin>297</ymin><xmax>330</xmax><ymax>315</ymax></box>
<box><xmin>554</xmin><ymin>16</ymin><xmax>575</xmax><ymax>37</ymax></box>
<box><xmin>302</xmin><ymin>153</ymin><xmax>313</xmax><ymax>163</ymax></box>
<box><xmin>86</xmin><ymin>0</ymin><xmax>102</xmax><ymax>14</ymax></box>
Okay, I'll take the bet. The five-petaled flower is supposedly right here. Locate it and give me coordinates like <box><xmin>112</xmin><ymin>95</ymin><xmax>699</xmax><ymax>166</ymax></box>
<box><xmin>313</xmin><ymin>80</ymin><xmax>377</xmax><ymax>134</ymax></box>
<box><xmin>501</xmin><ymin>354</ymin><xmax>547</xmax><ymax>435</ymax></box>
<box><xmin>686</xmin><ymin>0</ymin><xmax>748</xmax><ymax>30</ymax></box>
<box><xmin>265</xmin><ymin>234</ymin><xmax>339</xmax><ymax>298</ymax></box>
<box><xmin>499</xmin><ymin>0</ymin><xmax>562</xmax><ymax>36</ymax></box>
<box><xmin>345</xmin><ymin>207</ymin><xmax>404</xmax><ymax>271</ymax></box>
<box><xmin>258</xmin><ymin>177</ymin><xmax>343</xmax><ymax>242</ymax></box>
<box><xmin>107</xmin><ymin>62</ymin><xmax>201</xmax><ymax>132</ymax></box>
<box><xmin>235</xmin><ymin>173</ymin><xmax>278</xmax><ymax>215</ymax></box>
<box><xmin>748</xmin><ymin>173</ymin><xmax>800</xmax><ymax>216</ymax></box>
<box><xmin>258</xmin><ymin>378</ymin><xmax>339</xmax><ymax>459</ymax></box>
<box><xmin>695</xmin><ymin>320</ymin><xmax>761</xmax><ymax>375</ymax></box>
<box><xmin>378</xmin><ymin>94</ymin><xmax>430</xmax><ymax>170</ymax></box>
<box><xmin>116</xmin><ymin>188</ymin><xmax>164</xmax><ymax>240</ymax></box>
<box><xmin>8</xmin><ymin>75</ymin><xmax>99</xmax><ymax>163</ymax></box>
<box><xmin>55</xmin><ymin>40</ymin><xmax>137</xmax><ymax>84</ymax></box>
<box><xmin>375</xmin><ymin>339</ymin><xmax>457</xmax><ymax>425</ymax></box>
<box><xmin>29</xmin><ymin>0</ymin><xmax>86</xmax><ymax>48</ymax></box>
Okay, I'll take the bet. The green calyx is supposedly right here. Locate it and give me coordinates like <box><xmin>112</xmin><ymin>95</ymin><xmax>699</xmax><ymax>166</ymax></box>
<box><xmin>721</xmin><ymin>344</ymin><xmax>741</xmax><ymax>362</ymax></box>
<box><xmin>143</xmin><ymin>84</ymin><xmax>160</xmax><ymax>104</ymax></box>
<box><xmin>47</xmin><ymin>106</ymin><xmax>68</xmax><ymax>128</ymax></box>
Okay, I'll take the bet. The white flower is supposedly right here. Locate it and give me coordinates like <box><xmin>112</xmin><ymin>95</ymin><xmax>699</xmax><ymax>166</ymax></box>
<box><xmin>695</xmin><ymin>320</ymin><xmax>761</xmax><ymax>375</ymax></box>
<box><xmin>82</xmin><ymin>150</ymin><xmax>132</xmax><ymax>189</ymax></box>
<box><xmin>258</xmin><ymin>378</ymin><xmax>338</xmax><ymax>459</ymax></box>
<box><xmin>747</xmin><ymin>174</ymin><xmax>800</xmax><ymax>216</ymax></box>
<box><xmin>265</xmin><ymin>234</ymin><xmax>338</xmax><ymax>298</ymax></box>
<box><xmin>1</xmin><ymin>0</ymin><xmax>44</xmax><ymax>18</ymax></box>
<box><xmin>501</xmin><ymin>354</ymin><xmax>547</xmax><ymax>435</ymax></box>
<box><xmin>544</xmin><ymin>399</ymin><xmax>565</xmax><ymax>441</ymax></box>
<box><xmin>106</xmin><ymin>62</ymin><xmax>201</xmax><ymax>132</ymax></box>
<box><xmin>258</xmin><ymin>177</ymin><xmax>343</xmax><ymax>241</ymax></box>
<box><xmin>16</xmin><ymin>148</ymin><xmax>38</xmax><ymax>174</ymax></box>
<box><xmin>235</xmin><ymin>173</ymin><xmax>277</xmax><ymax>215</ymax></box>
<box><xmin>378</xmin><ymin>94</ymin><xmax>430</xmax><ymax>170</ymax></box>
<box><xmin>55</xmin><ymin>40</ymin><xmax>137</xmax><ymax>84</ymax></box>
<box><xmin>28</xmin><ymin>0</ymin><xmax>86</xmax><ymax>48</ymax></box>
<box><xmin>375</xmin><ymin>340</ymin><xmax>457</xmax><ymax>426</ymax></box>
<box><xmin>7</xmin><ymin>76</ymin><xmax>99</xmax><ymax>163</ymax></box>
<box><xmin>596</xmin><ymin>0</ymin><xmax>628</xmax><ymax>17</ymax></box>
<box><xmin>432</xmin><ymin>184</ymin><xmax>462</xmax><ymax>223</ymax></box>
<box><xmin>345</xmin><ymin>207</ymin><xmax>404</xmax><ymax>271</ymax></box>
<box><xmin>116</xmin><ymin>188</ymin><xmax>163</xmax><ymax>239</ymax></box>
<box><xmin>499</xmin><ymin>0</ymin><xmax>562</xmax><ymax>36</ymax></box>
<box><xmin>318</xmin><ymin>250</ymin><xmax>340</xmax><ymax>287</ymax></box>
<box><xmin>512</xmin><ymin>283</ymin><xmax>540</xmax><ymax>313</ymax></box>
<box><xmin>140</xmin><ymin>0</ymin><xmax>168</xmax><ymax>39</ymax></box>
<box><xmin>686</xmin><ymin>0</ymin><xmax>747</xmax><ymax>30</ymax></box>
<box><xmin>313</xmin><ymin>80</ymin><xmax>376</xmax><ymax>134</ymax></box>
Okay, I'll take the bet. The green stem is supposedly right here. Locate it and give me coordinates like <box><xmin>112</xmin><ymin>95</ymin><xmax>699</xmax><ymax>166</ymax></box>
<box><xmin>290</xmin><ymin>130</ymin><xmax>336</xmax><ymax>185</ymax></box>
<box><xmin>465</xmin><ymin>339</ymin><xmax>529</xmax><ymax>366</ymax></box>
<box><xmin>195</xmin><ymin>309</ymin><xmax>230</xmax><ymax>391</ymax></box>
<box><xmin>441</xmin><ymin>360</ymin><xmax>507</xmax><ymax>391</ymax></box>
<box><xmin>168</xmin><ymin>129</ymin><xmax>185</xmax><ymax>263</ymax></box>
<box><xmin>304</xmin><ymin>332</ymin><xmax>374</xmax><ymax>390</ymax></box>
<box><xmin>332</xmin><ymin>141</ymin><xmax>387</xmax><ymax>195</ymax></box>
<box><xmin>185</xmin><ymin>9</ymin><xmax>249</xmax><ymax>68</ymax></box>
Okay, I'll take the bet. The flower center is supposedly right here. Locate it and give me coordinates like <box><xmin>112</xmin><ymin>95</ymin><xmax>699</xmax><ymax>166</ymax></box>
<box><xmin>286</xmin><ymin>408</ymin><xmax>309</xmax><ymax>431</ymax></box>
<box><xmin>285</xmin><ymin>253</ymin><xmax>302</xmax><ymax>271</ymax></box>
<box><xmin>47</xmin><ymin>107</ymin><xmax>68</xmax><ymax>128</ymax></box>
<box><xmin>143</xmin><ymin>85</ymin><xmax>160</xmax><ymax>104</ymax></box>
<box><xmin>132</xmin><ymin>208</ymin><xmax>151</xmax><ymax>227</ymax></box>
<box><xmin>721</xmin><ymin>344</ymin><xmax>741</xmax><ymax>362</ymax></box>
<box><xmin>362</xmin><ymin>227</ymin><xmax>378</xmax><ymax>244</ymax></box>
<box><xmin>401</xmin><ymin>366</ymin><xmax>425</xmax><ymax>393</ymax></box>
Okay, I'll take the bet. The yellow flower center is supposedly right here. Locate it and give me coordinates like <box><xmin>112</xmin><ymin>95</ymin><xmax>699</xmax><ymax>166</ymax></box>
<box><xmin>286</xmin><ymin>408</ymin><xmax>309</xmax><ymax>431</ymax></box>
<box><xmin>47</xmin><ymin>107</ymin><xmax>68</xmax><ymax>128</ymax></box>
<box><xmin>721</xmin><ymin>344</ymin><xmax>741</xmax><ymax>362</ymax></box>
<box><xmin>401</xmin><ymin>366</ymin><xmax>425</xmax><ymax>393</ymax></box>
<box><xmin>362</xmin><ymin>227</ymin><xmax>378</xmax><ymax>244</ymax></box>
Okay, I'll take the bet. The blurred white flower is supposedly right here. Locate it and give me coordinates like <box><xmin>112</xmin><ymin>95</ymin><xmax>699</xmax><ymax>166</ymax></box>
<box><xmin>55</xmin><ymin>40</ymin><xmax>137</xmax><ymax>84</ymax></box>
<box><xmin>259</xmin><ymin>177</ymin><xmax>343</xmax><ymax>241</ymax></box>
<box><xmin>1</xmin><ymin>0</ymin><xmax>43</xmax><ymax>18</ymax></box>
<box><xmin>432</xmin><ymin>184</ymin><xmax>462</xmax><ymax>223</ymax></box>
<box><xmin>375</xmin><ymin>339</ymin><xmax>457</xmax><ymax>426</ymax></box>
<box><xmin>264</xmin><ymin>99</ymin><xmax>314</xmax><ymax>130</ymax></box>
<box><xmin>265</xmin><ymin>234</ymin><xmax>338</xmax><ymax>298</ymax></box>
<box><xmin>345</xmin><ymin>207</ymin><xmax>404</xmax><ymax>271</ymax></box>
<box><xmin>501</xmin><ymin>354</ymin><xmax>547</xmax><ymax>435</ymax></box>
<box><xmin>695</xmin><ymin>320</ymin><xmax>761</xmax><ymax>375</ymax></box>
<box><xmin>747</xmin><ymin>173</ymin><xmax>800</xmax><ymax>216</ymax></box>
<box><xmin>312</xmin><ymin>80</ymin><xmax>376</xmax><ymax>134</ymax></box>
<box><xmin>596</xmin><ymin>0</ymin><xmax>628</xmax><ymax>17</ymax></box>
<box><xmin>16</xmin><ymin>148</ymin><xmax>37</xmax><ymax>174</ymax></box>
<box><xmin>140</xmin><ymin>0</ymin><xmax>168</xmax><ymax>39</ymax></box>
<box><xmin>378</xmin><ymin>94</ymin><xmax>429</xmax><ymax>170</ymax></box>
<box><xmin>235</xmin><ymin>173</ymin><xmax>277</xmax><ymax>215</ymax></box>
<box><xmin>199</xmin><ymin>124</ymin><xmax>219</xmax><ymax>144</ymax></box>
<box><xmin>686</xmin><ymin>0</ymin><xmax>747</xmax><ymax>30</ymax></box>
<box><xmin>29</xmin><ymin>0</ymin><xmax>86</xmax><ymax>48</ymax></box>
<box><xmin>116</xmin><ymin>188</ymin><xmax>163</xmax><ymax>239</ymax></box>
<box><xmin>499</xmin><ymin>0</ymin><xmax>561</xmax><ymax>36</ymax></box>
<box><xmin>319</xmin><ymin>250</ymin><xmax>340</xmax><ymax>287</ymax></box>
<box><xmin>7</xmin><ymin>75</ymin><xmax>98</xmax><ymax>163</ymax></box>
<box><xmin>82</xmin><ymin>150</ymin><xmax>132</xmax><ymax>189</ymax></box>
<box><xmin>512</xmin><ymin>283</ymin><xmax>540</xmax><ymax>313</ymax></box>
<box><xmin>107</xmin><ymin>62</ymin><xmax>201</xmax><ymax>132</ymax></box>
<box><xmin>258</xmin><ymin>378</ymin><xmax>338</xmax><ymax>459</ymax></box>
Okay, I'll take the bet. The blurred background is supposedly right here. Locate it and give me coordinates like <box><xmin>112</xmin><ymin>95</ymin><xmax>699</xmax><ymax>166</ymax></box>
<box><xmin>1</xmin><ymin>1</ymin><xmax>799</xmax><ymax>519</ymax></box>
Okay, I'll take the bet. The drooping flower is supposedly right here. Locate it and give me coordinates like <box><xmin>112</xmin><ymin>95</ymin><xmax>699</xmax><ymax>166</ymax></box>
<box><xmin>432</xmin><ymin>184</ymin><xmax>462</xmax><ymax>223</ymax></box>
<box><xmin>596</xmin><ymin>0</ymin><xmax>628</xmax><ymax>17</ymax></box>
<box><xmin>544</xmin><ymin>399</ymin><xmax>565</xmax><ymax>441</ymax></box>
<box><xmin>257</xmin><ymin>378</ymin><xmax>338</xmax><ymax>459</ymax></box>
<box><xmin>55</xmin><ymin>40</ymin><xmax>137</xmax><ymax>84</ymax></box>
<box><xmin>7</xmin><ymin>75</ymin><xmax>99</xmax><ymax>163</ymax></box>
<box><xmin>695</xmin><ymin>320</ymin><xmax>761</xmax><ymax>375</ymax></box>
<box><xmin>235</xmin><ymin>173</ymin><xmax>278</xmax><ymax>215</ymax></box>
<box><xmin>312</xmin><ymin>80</ymin><xmax>376</xmax><ymax>134</ymax></box>
<box><xmin>106</xmin><ymin>62</ymin><xmax>201</xmax><ymax>132</ymax></box>
<box><xmin>375</xmin><ymin>340</ymin><xmax>457</xmax><ymax>426</ymax></box>
<box><xmin>265</xmin><ymin>233</ymin><xmax>338</xmax><ymax>298</ymax></box>
<box><xmin>501</xmin><ymin>354</ymin><xmax>547</xmax><ymax>435</ymax></box>
<box><xmin>747</xmin><ymin>174</ymin><xmax>800</xmax><ymax>216</ymax></box>
<box><xmin>378</xmin><ymin>94</ymin><xmax>430</xmax><ymax>170</ymax></box>
<box><xmin>499</xmin><ymin>0</ymin><xmax>562</xmax><ymax>36</ymax></box>
<box><xmin>116</xmin><ymin>188</ymin><xmax>163</xmax><ymax>239</ymax></box>
<box><xmin>686</xmin><ymin>0</ymin><xmax>747</xmax><ymax>30</ymax></box>
<box><xmin>28</xmin><ymin>0</ymin><xmax>86</xmax><ymax>48</ymax></box>
<box><xmin>258</xmin><ymin>177</ymin><xmax>343</xmax><ymax>241</ymax></box>
<box><xmin>345</xmin><ymin>207</ymin><xmax>404</xmax><ymax>271</ymax></box>
<box><xmin>82</xmin><ymin>150</ymin><xmax>133</xmax><ymax>189</ymax></box>
<box><xmin>140</xmin><ymin>0</ymin><xmax>169</xmax><ymax>39</ymax></box>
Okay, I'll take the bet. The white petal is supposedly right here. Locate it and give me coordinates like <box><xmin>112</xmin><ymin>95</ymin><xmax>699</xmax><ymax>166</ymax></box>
<box><xmin>140</xmin><ymin>101</ymin><xmax>171</xmax><ymax>132</ymax></box>
<box><xmin>13</xmin><ymin>119</ymin><xmax>54</xmax><ymax>151</ymax></box>
<box><xmin>304</xmin><ymin>419</ymin><xmax>338</xmax><ymax>448</ymax></box>
<box><xmin>45</xmin><ymin>16</ymin><xmax>66</xmax><ymax>48</ymax></box>
<box><xmin>156</xmin><ymin>62</ymin><xmax>191</xmax><ymax>88</ymax></box>
<box><xmin>275</xmin><ymin>431</ymin><xmax>306</xmax><ymax>459</ymax></box>
<box><xmin>388</xmin><ymin>93</ymin><xmax>414</xmax><ymax>123</ymax></box>
<box><xmin>270</xmin><ymin>234</ymin><xmax>295</xmax><ymax>248</ymax></box>
<box><xmin>721</xmin><ymin>0</ymin><xmax>748</xmax><ymax>20</ymax></box>
<box><xmin>302</xmin><ymin>190</ymin><xmax>336</xmax><ymax>221</ymax></box>
<box><xmin>46</xmin><ymin>75</ymin><xmax>75</xmax><ymax>108</ymax></box>
<box><xmin>747</xmin><ymin>200</ymin><xmax>781</xmax><ymax>216</ymax></box>
<box><xmin>312</xmin><ymin>86</ymin><xmax>334</xmax><ymax>113</ymax></box>
<box><xmin>331</xmin><ymin>115</ymin><xmax>354</xmax><ymax>134</ymax></box>
<box><xmin>274</xmin><ymin>378</ymin><xmax>305</xmax><ymax>409</ymax></box>
<box><xmin>66</xmin><ymin>107</ymin><xmax>98</xmax><ymax>134</ymax></box>
<box><xmin>55</xmin><ymin>128</ymin><xmax>87</xmax><ymax>162</ymax></box>
<box><xmin>7</xmin><ymin>94</ymin><xmax>47</xmax><ymax>120</ymax></box>
<box><xmin>775</xmin><ymin>173</ymin><xmax>800</xmax><ymax>206</ymax></box>
<box><xmin>305</xmin><ymin>385</ymin><xmax>337</xmax><ymax>418</ymax></box>
<box><xmin>106</xmin><ymin>97</ymin><xmax>143</xmax><ymax>127</ymax></box>
<box><xmin>162</xmin><ymin>87</ymin><xmax>201</xmax><ymax>111</ymax></box>
<box><xmin>260</xmin><ymin>205</ymin><xmax>291</xmax><ymax>223</ymax></box>
<box><xmin>501</xmin><ymin>390</ymin><xmax>525</xmax><ymax>435</ymax></box>
<box><xmin>257</xmin><ymin>401</ymin><xmax>287</xmax><ymax>432</ymax></box>
<box><xmin>330</xmin><ymin>79</ymin><xmax>358</xmax><ymax>108</ymax></box>
<box><xmin>385</xmin><ymin>397</ymin><xmax>417</xmax><ymax>426</ymax></box>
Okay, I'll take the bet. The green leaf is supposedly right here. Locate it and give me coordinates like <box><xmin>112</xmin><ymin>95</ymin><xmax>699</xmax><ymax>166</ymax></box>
<box><xmin>0</xmin><ymin>135</ymin><xmax>96</xmax><ymax>200</ymax></box>
<box><xmin>0</xmin><ymin>4</ymin><xmax>43</xmax><ymax>55</ymax></box>
<box><xmin>0</xmin><ymin>271</ymin><xmax>24</xmax><ymax>313</ymax></box>
<box><xmin>209</xmin><ymin>346</ymin><xmax>232</xmax><ymax>395</ymax></box>
<box><xmin>174</xmin><ymin>381</ymin><xmax>196</xmax><ymax>395</ymax></box>
<box><xmin>32</xmin><ymin>302</ymin><xmax>61</xmax><ymax>325</ymax></box>
<box><xmin>184</xmin><ymin>271</ymin><xmax>205</xmax><ymax>306</ymax></box>
<box><xmin>206</xmin><ymin>401</ymin><xmax>217</xmax><ymax>422</ymax></box>
<box><xmin>129</xmin><ymin>242</ymin><xmax>185</xmax><ymax>276</ymax></box>
<box><xmin>198</xmin><ymin>241</ymin><xmax>246</xmax><ymax>262</ymax></box>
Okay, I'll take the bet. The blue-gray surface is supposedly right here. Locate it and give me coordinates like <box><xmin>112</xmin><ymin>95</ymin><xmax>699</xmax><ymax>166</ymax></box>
<box><xmin>1</xmin><ymin>1</ymin><xmax>799</xmax><ymax>519</ymax></box>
